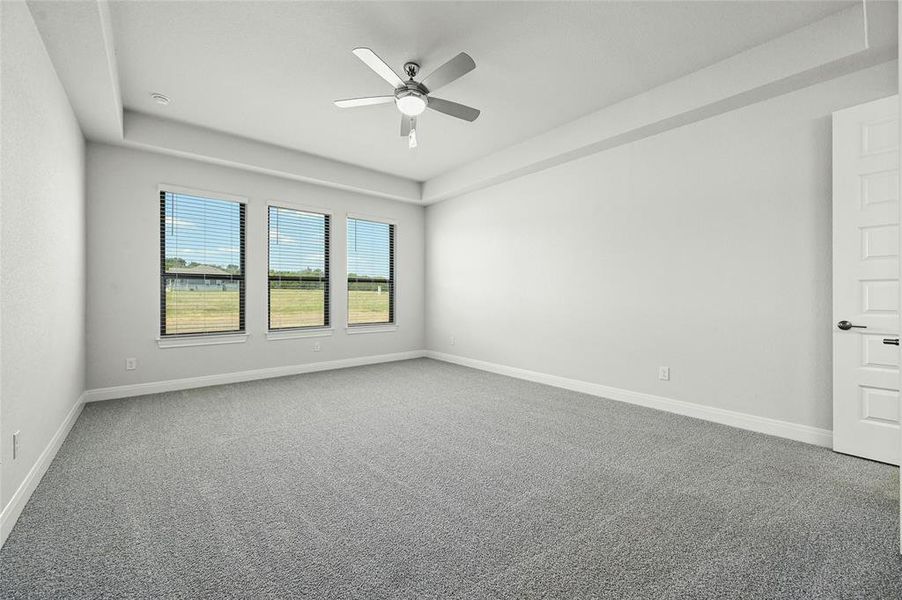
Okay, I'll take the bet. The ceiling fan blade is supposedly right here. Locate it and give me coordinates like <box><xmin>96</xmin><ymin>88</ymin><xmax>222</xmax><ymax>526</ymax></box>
<box><xmin>352</xmin><ymin>48</ymin><xmax>405</xmax><ymax>88</ymax></box>
<box><xmin>334</xmin><ymin>96</ymin><xmax>395</xmax><ymax>108</ymax></box>
<box><xmin>400</xmin><ymin>115</ymin><xmax>416</xmax><ymax>137</ymax></box>
<box><xmin>420</xmin><ymin>52</ymin><xmax>476</xmax><ymax>93</ymax></box>
<box><xmin>427</xmin><ymin>96</ymin><xmax>480</xmax><ymax>122</ymax></box>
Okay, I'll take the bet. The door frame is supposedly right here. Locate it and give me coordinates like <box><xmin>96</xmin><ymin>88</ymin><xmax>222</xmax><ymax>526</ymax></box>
<box><xmin>896</xmin><ymin>7</ymin><xmax>901</xmax><ymax>554</ymax></box>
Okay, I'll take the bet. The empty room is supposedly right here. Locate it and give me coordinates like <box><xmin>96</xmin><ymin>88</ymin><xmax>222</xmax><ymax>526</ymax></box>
<box><xmin>2</xmin><ymin>0</ymin><xmax>902</xmax><ymax>597</ymax></box>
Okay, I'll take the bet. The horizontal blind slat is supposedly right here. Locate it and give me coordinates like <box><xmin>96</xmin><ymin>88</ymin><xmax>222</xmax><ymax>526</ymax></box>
<box><xmin>347</xmin><ymin>217</ymin><xmax>394</xmax><ymax>326</ymax></box>
<box><xmin>268</xmin><ymin>205</ymin><xmax>330</xmax><ymax>330</ymax></box>
<box><xmin>161</xmin><ymin>191</ymin><xmax>245</xmax><ymax>336</ymax></box>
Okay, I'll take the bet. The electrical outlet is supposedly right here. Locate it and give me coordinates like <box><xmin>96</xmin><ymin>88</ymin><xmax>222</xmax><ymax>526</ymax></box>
<box><xmin>13</xmin><ymin>431</ymin><xmax>20</xmax><ymax>460</ymax></box>
<box><xmin>658</xmin><ymin>366</ymin><xmax>670</xmax><ymax>381</ymax></box>
<box><xmin>451</xmin><ymin>336</ymin><xmax>456</xmax><ymax>346</ymax></box>
<box><xmin>313</xmin><ymin>342</ymin><xmax>321</xmax><ymax>352</ymax></box>
<box><xmin>125</xmin><ymin>357</ymin><xmax>137</xmax><ymax>371</ymax></box>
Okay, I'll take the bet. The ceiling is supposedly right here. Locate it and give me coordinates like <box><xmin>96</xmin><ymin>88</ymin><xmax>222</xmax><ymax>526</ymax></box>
<box><xmin>109</xmin><ymin>1</ymin><xmax>856</xmax><ymax>182</ymax></box>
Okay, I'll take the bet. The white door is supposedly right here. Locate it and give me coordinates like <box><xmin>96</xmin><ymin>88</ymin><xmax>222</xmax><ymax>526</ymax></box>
<box><xmin>833</xmin><ymin>95</ymin><xmax>900</xmax><ymax>465</ymax></box>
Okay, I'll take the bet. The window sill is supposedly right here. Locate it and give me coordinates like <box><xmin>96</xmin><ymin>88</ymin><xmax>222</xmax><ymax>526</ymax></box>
<box><xmin>157</xmin><ymin>333</ymin><xmax>249</xmax><ymax>348</ymax></box>
<box><xmin>266</xmin><ymin>328</ymin><xmax>334</xmax><ymax>341</ymax></box>
<box><xmin>345</xmin><ymin>324</ymin><xmax>398</xmax><ymax>335</ymax></box>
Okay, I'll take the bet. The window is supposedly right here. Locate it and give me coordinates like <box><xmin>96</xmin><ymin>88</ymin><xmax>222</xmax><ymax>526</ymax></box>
<box><xmin>160</xmin><ymin>190</ymin><xmax>245</xmax><ymax>336</ymax></box>
<box><xmin>347</xmin><ymin>217</ymin><xmax>394</xmax><ymax>326</ymax></box>
<box><xmin>268</xmin><ymin>205</ymin><xmax>330</xmax><ymax>330</ymax></box>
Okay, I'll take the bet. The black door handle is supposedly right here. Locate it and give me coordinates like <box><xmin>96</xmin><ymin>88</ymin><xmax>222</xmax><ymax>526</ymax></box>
<box><xmin>838</xmin><ymin>320</ymin><xmax>866</xmax><ymax>330</ymax></box>
<box><xmin>883</xmin><ymin>338</ymin><xmax>899</xmax><ymax>346</ymax></box>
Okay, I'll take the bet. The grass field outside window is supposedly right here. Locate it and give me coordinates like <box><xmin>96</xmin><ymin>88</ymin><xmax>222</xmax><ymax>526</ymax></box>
<box><xmin>166</xmin><ymin>289</ymin><xmax>390</xmax><ymax>331</ymax></box>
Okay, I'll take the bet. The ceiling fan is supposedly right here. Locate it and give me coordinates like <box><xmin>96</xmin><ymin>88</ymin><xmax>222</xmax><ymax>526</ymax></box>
<box><xmin>334</xmin><ymin>48</ymin><xmax>480</xmax><ymax>149</ymax></box>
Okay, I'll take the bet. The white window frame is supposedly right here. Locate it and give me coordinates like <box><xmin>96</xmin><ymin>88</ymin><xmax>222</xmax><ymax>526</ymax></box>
<box><xmin>157</xmin><ymin>184</ymin><xmax>248</xmax><ymax>348</ymax></box>
<box><xmin>265</xmin><ymin>200</ymin><xmax>334</xmax><ymax>337</ymax></box>
<box><xmin>345</xmin><ymin>213</ymin><xmax>398</xmax><ymax>332</ymax></box>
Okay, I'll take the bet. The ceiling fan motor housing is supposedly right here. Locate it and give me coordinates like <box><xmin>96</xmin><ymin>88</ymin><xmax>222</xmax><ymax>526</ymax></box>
<box><xmin>403</xmin><ymin>61</ymin><xmax>420</xmax><ymax>79</ymax></box>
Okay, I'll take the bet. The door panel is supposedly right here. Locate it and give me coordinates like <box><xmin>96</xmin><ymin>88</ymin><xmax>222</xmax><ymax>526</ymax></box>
<box><xmin>833</xmin><ymin>95</ymin><xmax>900</xmax><ymax>465</ymax></box>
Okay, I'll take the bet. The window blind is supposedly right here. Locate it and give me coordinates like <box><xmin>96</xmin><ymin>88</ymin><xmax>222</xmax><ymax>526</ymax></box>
<box><xmin>347</xmin><ymin>217</ymin><xmax>394</xmax><ymax>326</ymax></box>
<box><xmin>160</xmin><ymin>191</ymin><xmax>246</xmax><ymax>336</ymax></box>
<box><xmin>268</xmin><ymin>206</ymin><xmax>330</xmax><ymax>329</ymax></box>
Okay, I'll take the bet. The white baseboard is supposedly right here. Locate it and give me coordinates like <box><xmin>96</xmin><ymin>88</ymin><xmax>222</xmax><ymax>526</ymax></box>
<box><xmin>84</xmin><ymin>350</ymin><xmax>427</xmax><ymax>403</ymax></box>
<box><xmin>425</xmin><ymin>351</ymin><xmax>833</xmax><ymax>448</ymax></box>
<box><xmin>0</xmin><ymin>392</ymin><xmax>85</xmax><ymax>548</ymax></box>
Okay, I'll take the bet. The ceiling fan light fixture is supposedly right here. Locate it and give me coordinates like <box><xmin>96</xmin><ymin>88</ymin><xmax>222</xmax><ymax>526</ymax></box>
<box><xmin>396</xmin><ymin>93</ymin><xmax>426</xmax><ymax>117</ymax></box>
<box><xmin>335</xmin><ymin>48</ymin><xmax>479</xmax><ymax>145</ymax></box>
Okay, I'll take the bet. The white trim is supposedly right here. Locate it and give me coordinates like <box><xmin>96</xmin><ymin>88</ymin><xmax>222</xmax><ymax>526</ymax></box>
<box><xmin>266</xmin><ymin>328</ymin><xmax>333</xmax><ymax>341</ymax></box>
<box><xmin>1</xmin><ymin>393</ymin><xmax>85</xmax><ymax>548</ymax></box>
<box><xmin>159</xmin><ymin>183</ymin><xmax>247</xmax><ymax>204</ymax></box>
<box><xmin>266</xmin><ymin>202</ymin><xmax>334</xmax><ymax>330</ymax></box>
<box><xmin>265</xmin><ymin>199</ymin><xmax>334</xmax><ymax>217</ymax></box>
<box><xmin>425</xmin><ymin>351</ymin><xmax>833</xmax><ymax>448</ymax></box>
<box><xmin>346</xmin><ymin>325</ymin><xmax>398</xmax><ymax>335</ymax></box>
<box><xmin>346</xmin><ymin>212</ymin><xmax>398</xmax><ymax>226</ymax></box>
<box><xmin>159</xmin><ymin>183</ymin><xmax>249</xmax><ymax>347</ymax></box>
<box><xmin>346</xmin><ymin>214</ymin><xmax>399</xmax><ymax>329</ymax></box>
<box><xmin>84</xmin><ymin>350</ymin><xmax>425</xmax><ymax>402</ymax></box>
<box><xmin>157</xmin><ymin>333</ymin><xmax>249</xmax><ymax>348</ymax></box>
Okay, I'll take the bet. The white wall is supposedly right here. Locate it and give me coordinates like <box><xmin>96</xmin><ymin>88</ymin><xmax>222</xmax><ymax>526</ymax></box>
<box><xmin>85</xmin><ymin>143</ymin><xmax>425</xmax><ymax>390</ymax></box>
<box><xmin>1</xmin><ymin>2</ymin><xmax>86</xmax><ymax>510</ymax></box>
<box><xmin>426</xmin><ymin>61</ymin><xmax>898</xmax><ymax>432</ymax></box>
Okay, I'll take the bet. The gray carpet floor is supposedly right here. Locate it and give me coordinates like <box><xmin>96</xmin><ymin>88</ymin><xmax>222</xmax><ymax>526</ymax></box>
<box><xmin>1</xmin><ymin>358</ymin><xmax>900</xmax><ymax>599</ymax></box>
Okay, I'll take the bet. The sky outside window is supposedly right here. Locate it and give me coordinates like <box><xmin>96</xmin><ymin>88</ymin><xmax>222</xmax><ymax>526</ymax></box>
<box><xmin>347</xmin><ymin>218</ymin><xmax>391</xmax><ymax>279</ymax></box>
